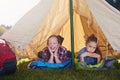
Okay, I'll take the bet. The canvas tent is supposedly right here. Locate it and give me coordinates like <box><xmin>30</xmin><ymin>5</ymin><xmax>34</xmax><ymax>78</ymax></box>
<box><xmin>1</xmin><ymin>0</ymin><xmax>120</xmax><ymax>59</ymax></box>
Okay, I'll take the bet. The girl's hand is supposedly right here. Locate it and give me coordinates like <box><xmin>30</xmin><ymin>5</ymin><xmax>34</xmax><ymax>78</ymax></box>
<box><xmin>54</xmin><ymin>46</ymin><xmax>61</xmax><ymax>63</ymax></box>
<box><xmin>80</xmin><ymin>52</ymin><xmax>88</xmax><ymax>62</ymax></box>
<box><xmin>86</xmin><ymin>52</ymin><xmax>92</xmax><ymax>56</ymax></box>
<box><xmin>90</xmin><ymin>53</ymin><xmax>99</xmax><ymax>58</ymax></box>
<box><xmin>48</xmin><ymin>46</ymin><xmax>54</xmax><ymax>56</ymax></box>
<box><xmin>54</xmin><ymin>45</ymin><xmax>59</xmax><ymax>57</ymax></box>
<box><xmin>48</xmin><ymin>46</ymin><xmax>54</xmax><ymax>63</ymax></box>
<box><xmin>90</xmin><ymin>53</ymin><xmax>101</xmax><ymax>63</ymax></box>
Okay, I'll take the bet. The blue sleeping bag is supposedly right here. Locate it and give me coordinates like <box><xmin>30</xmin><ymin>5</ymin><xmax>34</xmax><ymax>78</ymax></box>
<box><xmin>28</xmin><ymin>59</ymin><xmax>72</xmax><ymax>70</ymax></box>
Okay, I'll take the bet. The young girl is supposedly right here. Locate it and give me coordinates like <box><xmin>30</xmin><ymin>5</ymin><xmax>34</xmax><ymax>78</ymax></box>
<box><xmin>78</xmin><ymin>34</ymin><xmax>101</xmax><ymax>65</ymax></box>
<box><xmin>40</xmin><ymin>35</ymin><xmax>68</xmax><ymax>63</ymax></box>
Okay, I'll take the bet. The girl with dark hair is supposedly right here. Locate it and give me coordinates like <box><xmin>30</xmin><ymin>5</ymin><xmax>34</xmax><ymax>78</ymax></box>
<box><xmin>78</xmin><ymin>34</ymin><xmax>101</xmax><ymax>65</ymax></box>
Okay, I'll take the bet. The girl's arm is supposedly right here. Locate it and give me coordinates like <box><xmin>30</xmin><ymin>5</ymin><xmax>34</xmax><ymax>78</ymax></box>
<box><xmin>54</xmin><ymin>55</ymin><xmax>61</xmax><ymax>63</ymax></box>
<box><xmin>96</xmin><ymin>54</ymin><xmax>101</xmax><ymax>63</ymax></box>
<box><xmin>48</xmin><ymin>47</ymin><xmax>54</xmax><ymax>63</ymax></box>
<box><xmin>48</xmin><ymin>54</ymin><xmax>54</xmax><ymax>63</ymax></box>
<box><xmin>54</xmin><ymin>47</ymin><xmax>61</xmax><ymax>63</ymax></box>
<box><xmin>80</xmin><ymin>52</ymin><xmax>90</xmax><ymax>62</ymax></box>
<box><xmin>80</xmin><ymin>54</ymin><xmax>85</xmax><ymax>62</ymax></box>
<box><xmin>90</xmin><ymin>53</ymin><xmax>101</xmax><ymax>63</ymax></box>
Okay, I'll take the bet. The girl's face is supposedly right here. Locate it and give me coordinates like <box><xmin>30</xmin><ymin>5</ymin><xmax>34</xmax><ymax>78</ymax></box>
<box><xmin>86</xmin><ymin>41</ymin><xmax>97</xmax><ymax>53</ymax></box>
<box><xmin>48</xmin><ymin>37</ymin><xmax>59</xmax><ymax>52</ymax></box>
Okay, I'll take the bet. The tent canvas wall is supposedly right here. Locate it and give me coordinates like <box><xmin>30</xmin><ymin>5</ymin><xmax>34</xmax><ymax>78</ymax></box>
<box><xmin>1</xmin><ymin>0</ymin><xmax>120</xmax><ymax>59</ymax></box>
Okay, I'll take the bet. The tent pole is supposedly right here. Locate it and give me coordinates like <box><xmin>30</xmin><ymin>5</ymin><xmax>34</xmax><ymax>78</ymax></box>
<box><xmin>69</xmin><ymin>0</ymin><xmax>74</xmax><ymax>65</ymax></box>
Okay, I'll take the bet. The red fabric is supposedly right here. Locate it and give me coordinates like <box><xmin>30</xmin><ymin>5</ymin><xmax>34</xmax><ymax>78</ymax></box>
<box><xmin>0</xmin><ymin>39</ymin><xmax>16</xmax><ymax>68</ymax></box>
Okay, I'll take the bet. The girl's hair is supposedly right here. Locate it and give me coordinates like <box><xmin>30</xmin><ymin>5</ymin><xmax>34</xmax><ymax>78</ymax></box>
<box><xmin>47</xmin><ymin>35</ymin><xmax>64</xmax><ymax>45</ymax></box>
<box><xmin>86</xmin><ymin>34</ymin><xmax>98</xmax><ymax>44</ymax></box>
<box><xmin>86</xmin><ymin>34</ymin><xmax>102</xmax><ymax>58</ymax></box>
<box><xmin>57</xmin><ymin>35</ymin><xmax>64</xmax><ymax>45</ymax></box>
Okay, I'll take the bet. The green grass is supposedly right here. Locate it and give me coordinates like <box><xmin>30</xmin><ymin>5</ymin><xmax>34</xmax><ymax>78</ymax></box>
<box><xmin>0</xmin><ymin>61</ymin><xmax>120</xmax><ymax>80</ymax></box>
